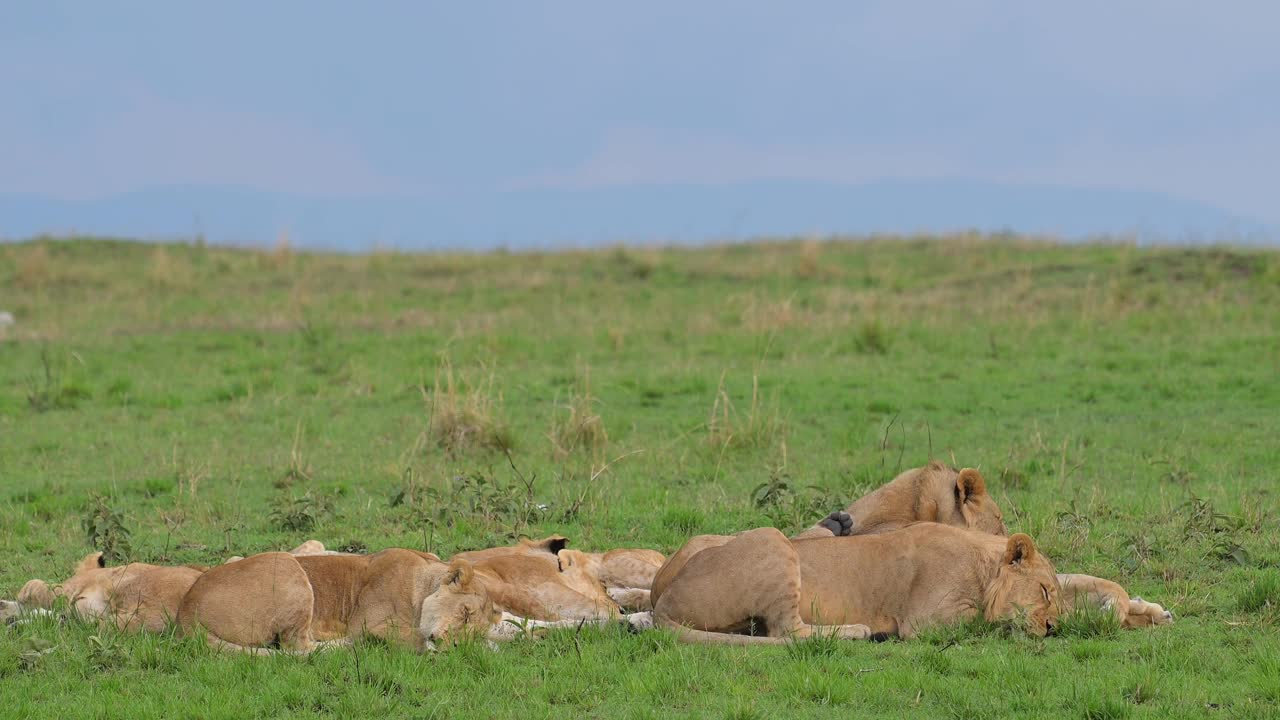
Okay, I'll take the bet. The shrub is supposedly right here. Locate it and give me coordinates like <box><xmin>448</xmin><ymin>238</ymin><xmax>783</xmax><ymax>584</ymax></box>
<box><xmin>82</xmin><ymin>494</ymin><xmax>132</xmax><ymax>564</ymax></box>
<box><xmin>269</xmin><ymin>491</ymin><xmax>335</xmax><ymax>532</ymax></box>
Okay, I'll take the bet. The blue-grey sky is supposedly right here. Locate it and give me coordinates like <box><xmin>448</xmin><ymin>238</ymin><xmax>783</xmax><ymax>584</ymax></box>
<box><xmin>4</xmin><ymin>2</ymin><xmax>1279</xmax><ymax>224</ymax></box>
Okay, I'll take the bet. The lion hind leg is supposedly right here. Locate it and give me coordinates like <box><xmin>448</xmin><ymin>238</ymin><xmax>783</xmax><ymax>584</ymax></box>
<box><xmin>657</xmin><ymin>617</ymin><xmax>793</xmax><ymax>645</ymax></box>
<box><xmin>1126</xmin><ymin>598</ymin><xmax>1174</xmax><ymax>627</ymax></box>
<box><xmin>278</xmin><ymin>627</ymin><xmax>317</xmax><ymax>654</ymax></box>
<box><xmin>655</xmin><ymin>527</ymin><xmax>807</xmax><ymax>640</ymax></box>
<box><xmin>810</xmin><ymin>623</ymin><xmax>873</xmax><ymax>640</ymax></box>
<box><xmin>205</xmin><ymin>636</ymin><xmax>277</xmax><ymax>656</ymax></box>
<box><xmin>489</xmin><ymin>611</ymin><xmax>625</xmax><ymax>642</ymax></box>
<box><xmin>312</xmin><ymin>638</ymin><xmax>352</xmax><ymax>651</ymax></box>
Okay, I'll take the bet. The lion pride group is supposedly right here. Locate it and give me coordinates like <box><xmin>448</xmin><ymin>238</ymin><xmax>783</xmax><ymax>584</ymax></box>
<box><xmin>1</xmin><ymin>462</ymin><xmax>1171</xmax><ymax>651</ymax></box>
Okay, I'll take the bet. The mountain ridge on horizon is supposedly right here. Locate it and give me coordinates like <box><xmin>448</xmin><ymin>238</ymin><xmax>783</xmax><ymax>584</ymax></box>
<box><xmin>2</xmin><ymin>179</ymin><xmax>1274</xmax><ymax>250</ymax></box>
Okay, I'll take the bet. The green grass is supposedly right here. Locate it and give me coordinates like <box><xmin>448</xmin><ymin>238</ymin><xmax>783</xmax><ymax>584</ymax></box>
<box><xmin>1</xmin><ymin>235</ymin><xmax>1279</xmax><ymax>718</ymax></box>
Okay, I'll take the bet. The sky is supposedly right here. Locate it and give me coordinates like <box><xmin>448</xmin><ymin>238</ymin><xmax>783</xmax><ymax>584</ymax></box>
<box><xmin>3</xmin><ymin>2</ymin><xmax>1279</xmax><ymax>234</ymax></box>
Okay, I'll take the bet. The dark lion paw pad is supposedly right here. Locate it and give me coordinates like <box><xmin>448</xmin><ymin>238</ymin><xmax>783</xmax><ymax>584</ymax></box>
<box><xmin>818</xmin><ymin>511</ymin><xmax>855</xmax><ymax>536</ymax></box>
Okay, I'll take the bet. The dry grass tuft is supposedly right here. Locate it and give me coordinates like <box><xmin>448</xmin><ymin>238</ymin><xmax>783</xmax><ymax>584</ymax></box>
<box><xmin>549</xmin><ymin>366</ymin><xmax>609</xmax><ymax>461</ymax></box>
<box><xmin>741</xmin><ymin>292</ymin><xmax>800</xmax><ymax>332</ymax></box>
<box><xmin>147</xmin><ymin>246</ymin><xmax>193</xmax><ymax>289</ymax></box>
<box><xmin>426</xmin><ymin>358</ymin><xmax>513</xmax><ymax>455</ymax></box>
<box><xmin>795</xmin><ymin>238</ymin><xmax>823</xmax><ymax>279</ymax></box>
<box><xmin>15</xmin><ymin>242</ymin><xmax>51</xmax><ymax>290</ymax></box>
<box><xmin>707</xmin><ymin>370</ymin><xmax>786</xmax><ymax>452</ymax></box>
<box><xmin>258</xmin><ymin>230</ymin><xmax>295</xmax><ymax>271</ymax></box>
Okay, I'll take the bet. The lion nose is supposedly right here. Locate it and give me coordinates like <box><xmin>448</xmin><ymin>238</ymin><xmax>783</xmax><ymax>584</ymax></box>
<box><xmin>1044</xmin><ymin>620</ymin><xmax>1058</xmax><ymax>636</ymax></box>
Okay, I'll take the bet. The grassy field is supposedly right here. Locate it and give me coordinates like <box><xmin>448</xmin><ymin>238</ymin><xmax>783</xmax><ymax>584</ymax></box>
<box><xmin>1</xmin><ymin>235</ymin><xmax>1279</xmax><ymax>719</ymax></box>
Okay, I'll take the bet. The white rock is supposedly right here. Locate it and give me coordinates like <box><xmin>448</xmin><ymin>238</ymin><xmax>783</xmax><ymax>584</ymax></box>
<box><xmin>0</xmin><ymin>311</ymin><xmax>13</xmax><ymax>326</ymax></box>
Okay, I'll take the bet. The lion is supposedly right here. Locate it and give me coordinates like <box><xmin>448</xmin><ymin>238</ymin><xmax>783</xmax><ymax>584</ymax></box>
<box><xmin>650</xmin><ymin>524</ymin><xmax>1062</xmax><ymax>643</ymax></box>
<box><xmin>453</xmin><ymin>535</ymin><xmax>665</xmax><ymax>620</ymax></box>
<box><xmin>558</xmin><ymin>547</ymin><xmax>666</xmax><ymax>611</ymax></box>
<box><xmin>205</xmin><ymin>536</ymin><xmax>655</xmax><ymax>643</ymax></box>
<box><xmin>794</xmin><ymin>462</ymin><xmax>1006</xmax><ymax>540</ymax></box>
<box><xmin>801</xmin><ymin>463</ymin><xmax>1172</xmax><ymax>628</ymax></box>
<box><xmin>1</xmin><ymin>552</ymin><xmax>202</xmax><ymax>632</ymax></box>
<box><xmin>221</xmin><ymin>538</ymin><xmax>336</xmax><ymax>565</ymax></box>
<box><xmin>177</xmin><ymin>549</ymin><xmax>498</xmax><ymax>653</ymax></box>
<box><xmin>1</xmin><ymin>539</ymin><xmax>338</xmax><ymax>628</ymax></box>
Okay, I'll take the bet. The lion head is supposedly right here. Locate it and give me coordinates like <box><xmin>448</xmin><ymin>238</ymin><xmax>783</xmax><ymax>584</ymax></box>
<box><xmin>417</xmin><ymin>558</ymin><xmax>500</xmax><ymax>648</ymax></box>
<box><xmin>982</xmin><ymin>533</ymin><xmax>1061</xmax><ymax>636</ymax></box>
<box><xmin>16</xmin><ymin>579</ymin><xmax>55</xmax><ymax>609</ymax></box>
<box><xmin>955</xmin><ymin>469</ymin><xmax>1007</xmax><ymax>536</ymax></box>
<box><xmin>556</xmin><ymin>549</ymin><xmax>621</xmax><ymax>615</ymax></box>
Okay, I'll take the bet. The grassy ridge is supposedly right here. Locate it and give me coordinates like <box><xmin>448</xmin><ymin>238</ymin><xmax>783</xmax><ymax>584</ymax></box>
<box><xmin>1</xmin><ymin>236</ymin><xmax>1279</xmax><ymax>718</ymax></box>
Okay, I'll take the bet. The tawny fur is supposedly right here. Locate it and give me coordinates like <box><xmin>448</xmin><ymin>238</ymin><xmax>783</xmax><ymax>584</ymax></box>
<box><xmin>803</xmin><ymin>463</ymin><xmax>1173</xmax><ymax>629</ymax></box>
<box><xmin>177</xmin><ymin>550</ymin><xmax>497</xmax><ymax>653</ymax></box>
<box><xmin>795</xmin><ymin>462</ymin><xmax>1006</xmax><ymax>539</ymax></box>
<box><xmin>452</xmin><ymin>535</ymin><xmax>662</xmax><ymax>621</ymax></box>
<box><xmin>1057</xmin><ymin>573</ymin><xmax>1173</xmax><ymax>627</ymax></box>
<box><xmin>654</xmin><ymin>524</ymin><xmax>1062</xmax><ymax>643</ymax></box>
<box><xmin>8</xmin><ymin>553</ymin><xmax>202</xmax><ymax>632</ymax></box>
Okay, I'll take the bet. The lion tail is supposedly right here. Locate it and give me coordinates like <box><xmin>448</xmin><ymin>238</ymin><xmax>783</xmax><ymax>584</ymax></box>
<box><xmin>656</xmin><ymin>617</ymin><xmax>791</xmax><ymax>646</ymax></box>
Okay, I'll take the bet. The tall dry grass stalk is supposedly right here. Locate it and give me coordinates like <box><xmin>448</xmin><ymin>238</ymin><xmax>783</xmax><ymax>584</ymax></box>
<box><xmin>741</xmin><ymin>292</ymin><xmax>799</xmax><ymax>333</ymax></box>
<box><xmin>170</xmin><ymin>446</ymin><xmax>209</xmax><ymax>501</ymax></box>
<box><xmin>148</xmin><ymin>246</ymin><xmax>193</xmax><ymax>289</ymax></box>
<box><xmin>15</xmin><ymin>242</ymin><xmax>51</xmax><ymax>290</ymax></box>
<box><xmin>796</xmin><ymin>238</ymin><xmax>822</xmax><ymax>278</ymax></box>
<box><xmin>426</xmin><ymin>358</ymin><xmax>513</xmax><ymax>455</ymax></box>
<box><xmin>258</xmin><ymin>230</ymin><xmax>294</xmax><ymax>271</ymax></box>
<box><xmin>706</xmin><ymin>370</ymin><xmax>785</xmax><ymax>452</ymax></box>
<box><xmin>548</xmin><ymin>365</ymin><xmax>609</xmax><ymax>461</ymax></box>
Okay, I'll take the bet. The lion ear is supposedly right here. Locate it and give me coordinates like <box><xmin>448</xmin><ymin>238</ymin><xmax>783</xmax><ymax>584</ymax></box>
<box><xmin>445</xmin><ymin>558</ymin><xmax>475</xmax><ymax>588</ymax></box>
<box><xmin>557</xmin><ymin>550</ymin><xmax>575</xmax><ymax>571</ymax></box>
<box><xmin>530</xmin><ymin>534</ymin><xmax>569</xmax><ymax>555</ymax></box>
<box><xmin>75</xmin><ymin>552</ymin><xmax>106</xmax><ymax>574</ymax></box>
<box><xmin>955</xmin><ymin>469</ymin><xmax>987</xmax><ymax>504</ymax></box>
<box><xmin>1003</xmin><ymin>534</ymin><xmax>1037</xmax><ymax>566</ymax></box>
<box><xmin>557</xmin><ymin>549</ymin><xmax>589</xmax><ymax>572</ymax></box>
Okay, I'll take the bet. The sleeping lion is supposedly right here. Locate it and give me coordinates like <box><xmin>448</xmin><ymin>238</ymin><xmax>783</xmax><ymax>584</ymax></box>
<box><xmin>799</xmin><ymin>462</ymin><xmax>1173</xmax><ymax>628</ymax></box>
<box><xmin>650</xmin><ymin>523</ymin><xmax>1062</xmax><ymax>643</ymax></box>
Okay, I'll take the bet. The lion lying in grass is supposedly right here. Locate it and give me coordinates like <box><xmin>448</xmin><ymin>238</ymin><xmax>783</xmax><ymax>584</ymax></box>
<box><xmin>0</xmin><ymin>540</ymin><xmax>345</xmax><ymax>632</ymax></box>
<box><xmin>3</xmin><ymin>536</ymin><xmax>659</xmax><ymax>651</ymax></box>
<box><xmin>453</xmin><ymin>535</ymin><xmax>665</xmax><ymax>620</ymax></box>
<box><xmin>651</xmin><ymin>524</ymin><xmax>1062</xmax><ymax>643</ymax></box>
<box><xmin>195</xmin><ymin>536</ymin><xmax>658</xmax><ymax>650</ymax></box>
<box><xmin>799</xmin><ymin>462</ymin><xmax>1173</xmax><ymax>628</ymax></box>
<box><xmin>178</xmin><ymin>549</ymin><xmax>498</xmax><ymax>653</ymax></box>
<box><xmin>1</xmin><ymin>552</ymin><xmax>202</xmax><ymax>632</ymax></box>
<box><xmin>453</xmin><ymin>535</ymin><xmax>617</xmax><ymax>622</ymax></box>
<box><xmin>795</xmin><ymin>462</ymin><xmax>1007</xmax><ymax>539</ymax></box>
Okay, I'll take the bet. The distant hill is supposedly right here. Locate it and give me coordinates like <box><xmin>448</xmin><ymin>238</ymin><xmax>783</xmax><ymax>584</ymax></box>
<box><xmin>1</xmin><ymin>180</ymin><xmax>1275</xmax><ymax>250</ymax></box>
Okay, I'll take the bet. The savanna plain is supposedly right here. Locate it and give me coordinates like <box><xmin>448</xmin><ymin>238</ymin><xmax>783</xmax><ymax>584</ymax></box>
<box><xmin>1</xmin><ymin>236</ymin><xmax>1278</xmax><ymax>719</ymax></box>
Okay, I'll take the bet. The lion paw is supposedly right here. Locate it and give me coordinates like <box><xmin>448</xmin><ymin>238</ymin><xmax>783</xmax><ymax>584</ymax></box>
<box><xmin>608</xmin><ymin>587</ymin><xmax>651</xmax><ymax>611</ymax></box>
<box><xmin>624</xmin><ymin>611</ymin><xmax>654</xmax><ymax>632</ymax></box>
<box><xmin>818</xmin><ymin>511</ymin><xmax>855</xmax><ymax>537</ymax></box>
<box><xmin>1127</xmin><ymin>598</ymin><xmax>1174</xmax><ymax>627</ymax></box>
<box><xmin>836</xmin><ymin>623</ymin><xmax>872</xmax><ymax>640</ymax></box>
